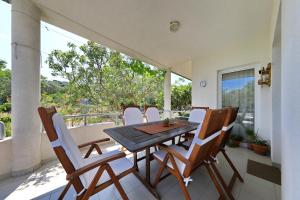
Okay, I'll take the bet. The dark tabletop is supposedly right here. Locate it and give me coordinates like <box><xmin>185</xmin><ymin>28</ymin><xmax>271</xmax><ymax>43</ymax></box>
<box><xmin>103</xmin><ymin>120</ymin><xmax>199</xmax><ymax>152</ymax></box>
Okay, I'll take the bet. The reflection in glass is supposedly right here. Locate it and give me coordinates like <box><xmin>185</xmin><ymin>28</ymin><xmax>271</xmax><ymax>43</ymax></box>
<box><xmin>221</xmin><ymin>69</ymin><xmax>255</xmax><ymax>137</ymax></box>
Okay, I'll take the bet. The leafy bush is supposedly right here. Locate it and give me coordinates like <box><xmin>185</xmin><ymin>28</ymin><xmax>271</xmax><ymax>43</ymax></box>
<box><xmin>255</xmin><ymin>139</ymin><xmax>269</xmax><ymax>146</ymax></box>
<box><xmin>0</xmin><ymin>113</ymin><xmax>11</xmax><ymax>137</ymax></box>
<box><xmin>246</xmin><ymin>129</ymin><xmax>256</xmax><ymax>143</ymax></box>
<box><xmin>246</xmin><ymin>129</ymin><xmax>269</xmax><ymax>147</ymax></box>
<box><xmin>0</xmin><ymin>102</ymin><xmax>11</xmax><ymax>112</ymax></box>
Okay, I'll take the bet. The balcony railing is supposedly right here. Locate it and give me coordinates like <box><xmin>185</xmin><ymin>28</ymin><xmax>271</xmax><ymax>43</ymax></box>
<box><xmin>64</xmin><ymin>110</ymin><xmax>190</xmax><ymax>127</ymax></box>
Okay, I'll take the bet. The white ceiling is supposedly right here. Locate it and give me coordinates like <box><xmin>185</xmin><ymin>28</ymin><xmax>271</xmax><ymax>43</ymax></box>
<box><xmin>32</xmin><ymin>0</ymin><xmax>277</xmax><ymax>79</ymax></box>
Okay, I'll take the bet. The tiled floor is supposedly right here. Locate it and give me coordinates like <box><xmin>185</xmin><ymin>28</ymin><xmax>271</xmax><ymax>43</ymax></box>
<box><xmin>0</xmin><ymin>143</ymin><xmax>281</xmax><ymax>200</ymax></box>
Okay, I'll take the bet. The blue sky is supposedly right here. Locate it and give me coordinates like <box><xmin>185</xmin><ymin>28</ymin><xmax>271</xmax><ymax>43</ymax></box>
<box><xmin>0</xmin><ymin>1</ymin><xmax>189</xmax><ymax>84</ymax></box>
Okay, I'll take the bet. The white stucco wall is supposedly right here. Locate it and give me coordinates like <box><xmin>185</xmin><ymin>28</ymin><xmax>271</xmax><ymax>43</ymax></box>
<box><xmin>192</xmin><ymin>42</ymin><xmax>272</xmax><ymax>141</ymax></box>
<box><xmin>281</xmin><ymin>0</ymin><xmax>300</xmax><ymax>199</ymax></box>
<box><xmin>271</xmin><ymin>7</ymin><xmax>281</xmax><ymax>165</ymax></box>
<box><xmin>0</xmin><ymin>138</ymin><xmax>12</xmax><ymax>179</ymax></box>
<box><xmin>0</xmin><ymin>122</ymin><xmax>115</xmax><ymax>179</ymax></box>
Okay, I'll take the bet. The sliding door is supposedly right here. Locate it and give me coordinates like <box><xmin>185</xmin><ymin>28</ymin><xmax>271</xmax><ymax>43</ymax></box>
<box><xmin>218</xmin><ymin>68</ymin><xmax>255</xmax><ymax>136</ymax></box>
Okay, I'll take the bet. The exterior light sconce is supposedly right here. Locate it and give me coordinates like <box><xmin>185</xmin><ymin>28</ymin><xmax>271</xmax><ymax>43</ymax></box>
<box><xmin>200</xmin><ymin>80</ymin><xmax>207</xmax><ymax>87</ymax></box>
<box><xmin>258</xmin><ymin>63</ymin><xmax>271</xmax><ymax>87</ymax></box>
<box><xmin>170</xmin><ymin>21</ymin><xmax>180</xmax><ymax>32</ymax></box>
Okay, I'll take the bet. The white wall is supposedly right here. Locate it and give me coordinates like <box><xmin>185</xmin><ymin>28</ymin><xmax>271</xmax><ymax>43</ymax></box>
<box><xmin>192</xmin><ymin>41</ymin><xmax>272</xmax><ymax>141</ymax></box>
<box><xmin>281</xmin><ymin>0</ymin><xmax>300</xmax><ymax>199</ymax></box>
<box><xmin>0</xmin><ymin>122</ymin><xmax>115</xmax><ymax>179</ymax></box>
<box><xmin>0</xmin><ymin>138</ymin><xmax>12</xmax><ymax>179</ymax></box>
<box><xmin>271</xmin><ymin>7</ymin><xmax>281</xmax><ymax>165</ymax></box>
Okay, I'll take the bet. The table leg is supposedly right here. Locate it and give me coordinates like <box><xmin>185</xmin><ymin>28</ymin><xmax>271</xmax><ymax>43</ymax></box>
<box><xmin>172</xmin><ymin>138</ymin><xmax>175</xmax><ymax>145</ymax></box>
<box><xmin>145</xmin><ymin>147</ymin><xmax>150</xmax><ymax>183</ymax></box>
<box><xmin>133</xmin><ymin>152</ymin><xmax>139</xmax><ymax>171</ymax></box>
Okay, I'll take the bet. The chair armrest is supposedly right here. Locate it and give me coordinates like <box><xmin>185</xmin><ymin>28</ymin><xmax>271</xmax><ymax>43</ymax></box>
<box><xmin>66</xmin><ymin>152</ymin><xmax>126</xmax><ymax>180</ymax></box>
<box><xmin>78</xmin><ymin>138</ymin><xmax>110</xmax><ymax>149</ymax></box>
<box><xmin>157</xmin><ymin>144</ymin><xmax>191</xmax><ymax>168</ymax></box>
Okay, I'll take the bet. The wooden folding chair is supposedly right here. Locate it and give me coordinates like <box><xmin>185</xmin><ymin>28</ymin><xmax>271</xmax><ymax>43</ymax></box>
<box><xmin>178</xmin><ymin>106</ymin><xmax>208</xmax><ymax>147</ymax></box>
<box><xmin>38</xmin><ymin>106</ymin><xmax>138</xmax><ymax>200</ymax></box>
<box><xmin>152</xmin><ymin>108</ymin><xmax>229</xmax><ymax>200</ymax></box>
<box><xmin>209</xmin><ymin>107</ymin><xmax>244</xmax><ymax>197</ymax></box>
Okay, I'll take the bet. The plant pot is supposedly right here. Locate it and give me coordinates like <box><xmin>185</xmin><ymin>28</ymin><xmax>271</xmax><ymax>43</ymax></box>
<box><xmin>252</xmin><ymin>144</ymin><xmax>268</xmax><ymax>155</ymax></box>
<box><xmin>247</xmin><ymin>143</ymin><xmax>253</xmax><ymax>150</ymax></box>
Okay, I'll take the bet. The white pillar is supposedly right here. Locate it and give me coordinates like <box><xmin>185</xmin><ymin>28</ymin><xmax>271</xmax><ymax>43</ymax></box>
<box><xmin>281</xmin><ymin>0</ymin><xmax>300</xmax><ymax>199</ymax></box>
<box><xmin>11</xmin><ymin>0</ymin><xmax>41</xmax><ymax>175</ymax></box>
<box><xmin>164</xmin><ymin>68</ymin><xmax>171</xmax><ymax>118</ymax></box>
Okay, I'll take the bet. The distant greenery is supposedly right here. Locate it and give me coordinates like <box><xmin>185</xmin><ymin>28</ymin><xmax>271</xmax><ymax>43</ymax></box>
<box><xmin>0</xmin><ymin>42</ymin><xmax>192</xmax><ymax>137</ymax></box>
<box><xmin>46</xmin><ymin>41</ymin><xmax>166</xmax><ymax>113</ymax></box>
<box><xmin>171</xmin><ymin>78</ymin><xmax>191</xmax><ymax>111</ymax></box>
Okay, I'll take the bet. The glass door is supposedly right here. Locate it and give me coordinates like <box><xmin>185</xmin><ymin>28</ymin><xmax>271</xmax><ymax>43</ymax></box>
<box><xmin>218</xmin><ymin>68</ymin><xmax>255</xmax><ymax>136</ymax></box>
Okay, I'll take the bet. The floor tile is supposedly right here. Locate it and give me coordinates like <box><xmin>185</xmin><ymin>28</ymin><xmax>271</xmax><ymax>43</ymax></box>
<box><xmin>0</xmin><ymin>144</ymin><xmax>281</xmax><ymax>200</ymax></box>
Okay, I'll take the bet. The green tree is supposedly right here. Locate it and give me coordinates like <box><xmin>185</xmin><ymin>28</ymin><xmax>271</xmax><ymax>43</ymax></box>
<box><xmin>171</xmin><ymin>78</ymin><xmax>192</xmax><ymax>111</ymax></box>
<box><xmin>0</xmin><ymin>59</ymin><xmax>11</xmax><ymax>104</ymax></box>
<box><xmin>46</xmin><ymin>41</ymin><xmax>165</xmax><ymax>112</ymax></box>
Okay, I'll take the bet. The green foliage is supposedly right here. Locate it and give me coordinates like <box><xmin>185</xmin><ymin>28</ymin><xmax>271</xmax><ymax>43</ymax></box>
<box><xmin>246</xmin><ymin>129</ymin><xmax>256</xmax><ymax>143</ymax></box>
<box><xmin>46</xmin><ymin>41</ymin><xmax>165</xmax><ymax>112</ymax></box>
<box><xmin>0</xmin><ymin>102</ymin><xmax>11</xmax><ymax>112</ymax></box>
<box><xmin>246</xmin><ymin>129</ymin><xmax>269</xmax><ymax>146</ymax></box>
<box><xmin>0</xmin><ymin>113</ymin><xmax>11</xmax><ymax>137</ymax></box>
<box><xmin>171</xmin><ymin>82</ymin><xmax>191</xmax><ymax>111</ymax></box>
<box><xmin>0</xmin><ymin>59</ymin><xmax>11</xmax><ymax>104</ymax></box>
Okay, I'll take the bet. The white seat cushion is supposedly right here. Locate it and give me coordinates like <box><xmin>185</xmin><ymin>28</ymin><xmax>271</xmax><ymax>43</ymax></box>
<box><xmin>188</xmin><ymin>109</ymin><xmax>206</xmax><ymax>123</ymax></box>
<box><xmin>153</xmin><ymin>145</ymin><xmax>188</xmax><ymax>175</ymax></box>
<box><xmin>83</xmin><ymin>151</ymin><xmax>134</xmax><ymax>187</ymax></box>
<box><xmin>52</xmin><ymin>113</ymin><xmax>128</xmax><ymax>188</ymax></box>
<box><xmin>124</xmin><ymin>107</ymin><xmax>143</xmax><ymax>125</ymax></box>
<box><xmin>145</xmin><ymin>107</ymin><xmax>160</xmax><ymax>122</ymax></box>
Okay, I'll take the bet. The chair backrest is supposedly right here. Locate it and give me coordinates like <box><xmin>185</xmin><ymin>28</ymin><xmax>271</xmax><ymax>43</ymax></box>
<box><xmin>188</xmin><ymin>108</ymin><xmax>207</xmax><ymax>123</ymax></box>
<box><xmin>213</xmin><ymin>107</ymin><xmax>239</xmax><ymax>154</ymax></box>
<box><xmin>145</xmin><ymin>106</ymin><xmax>160</xmax><ymax>122</ymax></box>
<box><xmin>38</xmin><ymin>107</ymin><xmax>85</xmax><ymax>194</ymax></box>
<box><xmin>183</xmin><ymin>108</ymin><xmax>228</xmax><ymax>177</ymax></box>
<box><xmin>123</xmin><ymin>106</ymin><xmax>143</xmax><ymax>125</ymax></box>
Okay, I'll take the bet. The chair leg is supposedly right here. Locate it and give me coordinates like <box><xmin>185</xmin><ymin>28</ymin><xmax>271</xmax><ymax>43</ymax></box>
<box><xmin>210</xmin><ymin>161</ymin><xmax>235</xmax><ymax>200</ymax></box>
<box><xmin>153</xmin><ymin>156</ymin><xmax>169</xmax><ymax>187</ymax></box>
<box><xmin>204</xmin><ymin>163</ymin><xmax>226</xmax><ymax>200</ymax></box>
<box><xmin>58</xmin><ymin>181</ymin><xmax>72</xmax><ymax>200</ymax></box>
<box><xmin>168</xmin><ymin>155</ymin><xmax>191</xmax><ymax>200</ymax></box>
<box><xmin>174</xmin><ymin>173</ymin><xmax>191</xmax><ymax>200</ymax></box>
<box><xmin>221</xmin><ymin>149</ymin><xmax>244</xmax><ymax>182</ymax></box>
<box><xmin>178</xmin><ymin>135</ymin><xmax>182</xmax><ymax>144</ymax></box>
<box><xmin>82</xmin><ymin>165</ymin><xmax>106</xmax><ymax>200</ymax></box>
<box><xmin>106</xmin><ymin>165</ymin><xmax>129</xmax><ymax>200</ymax></box>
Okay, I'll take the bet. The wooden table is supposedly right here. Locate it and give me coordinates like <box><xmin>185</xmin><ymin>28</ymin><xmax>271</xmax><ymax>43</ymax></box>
<box><xmin>103</xmin><ymin>120</ymin><xmax>198</xmax><ymax>198</ymax></box>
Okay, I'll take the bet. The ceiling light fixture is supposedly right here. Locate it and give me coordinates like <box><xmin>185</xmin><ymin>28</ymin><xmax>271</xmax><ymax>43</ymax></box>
<box><xmin>170</xmin><ymin>20</ymin><xmax>180</xmax><ymax>32</ymax></box>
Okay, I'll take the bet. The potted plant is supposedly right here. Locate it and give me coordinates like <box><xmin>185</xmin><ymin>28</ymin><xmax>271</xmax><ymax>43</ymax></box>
<box><xmin>227</xmin><ymin>134</ymin><xmax>243</xmax><ymax>147</ymax></box>
<box><xmin>246</xmin><ymin>129</ymin><xmax>256</xmax><ymax>150</ymax></box>
<box><xmin>163</xmin><ymin>118</ymin><xmax>170</xmax><ymax>127</ymax></box>
<box><xmin>252</xmin><ymin>138</ymin><xmax>269</xmax><ymax>155</ymax></box>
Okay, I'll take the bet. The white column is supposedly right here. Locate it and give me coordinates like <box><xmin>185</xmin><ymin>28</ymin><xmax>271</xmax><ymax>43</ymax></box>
<box><xmin>11</xmin><ymin>0</ymin><xmax>41</xmax><ymax>175</ymax></box>
<box><xmin>281</xmin><ymin>0</ymin><xmax>300</xmax><ymax>199</ymax></box>
<box><xmin>164</xmin><ymin>68</ymin><xmax>171</xmax><ymax>118</ymax></box>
